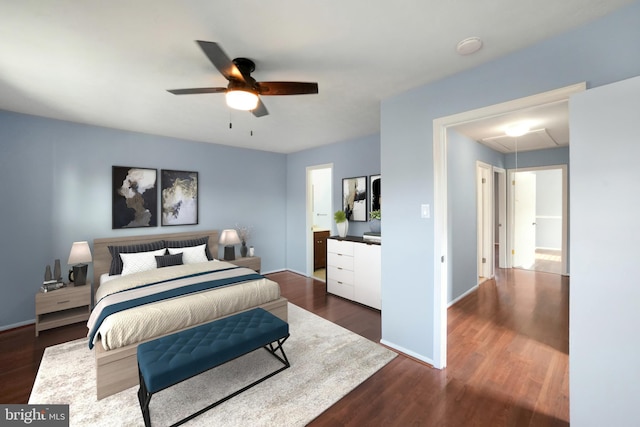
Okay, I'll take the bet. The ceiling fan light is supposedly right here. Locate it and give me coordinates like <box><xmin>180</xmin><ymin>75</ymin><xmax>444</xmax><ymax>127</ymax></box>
<box><xmin>226</xmin><ymin>89</ymin><xmax>259</xmax><ymax>111</ymax></box>
<box><xmin>505</xmin><ymin>123</ymin><xmax>530</xmax><ymax>137</ymax></box>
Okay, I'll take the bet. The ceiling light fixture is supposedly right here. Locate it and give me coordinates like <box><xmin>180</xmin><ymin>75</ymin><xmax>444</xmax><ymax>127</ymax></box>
<box><xmin>225</xmin><ymin>89</ymin><xmax>259</xmax><ymax>111</ymax></box>
<box><xmin>505</xmin><ymin>123</ymin><xmax>530</xmax><ymax>137</ymax></box>
<box><xmin>456</xmin><ymin>37</ymin><xmax>483</xmax><ymax>55</ymax></box>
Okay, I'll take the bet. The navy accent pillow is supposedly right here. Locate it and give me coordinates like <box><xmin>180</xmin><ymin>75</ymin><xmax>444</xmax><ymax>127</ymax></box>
<box><xmin>155</xmin><ymin>253</ymin><xmax>183</xmax><ymax>268</ymax></box>
<box><xmin>164</xmin><ymin>236</ymin><xmax>213</xmax><ymax>261</ymax></box>
<box><xmin>108</xmin><ymin>241</ymin><xmax>166</xmax><ymax>275</ymax></box>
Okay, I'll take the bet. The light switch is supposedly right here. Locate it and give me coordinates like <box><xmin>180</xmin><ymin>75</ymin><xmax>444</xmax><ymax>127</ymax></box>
<box><xmin>421</xmin><ymin>204</ymin><xmax>430</xmax><ymax>219</ymax></box>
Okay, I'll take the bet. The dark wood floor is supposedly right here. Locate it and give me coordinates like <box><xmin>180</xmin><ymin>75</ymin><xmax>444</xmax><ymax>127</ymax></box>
<box><xmin>0</xmin><ymin>267</ymin><xmax>569</xmax><ymax>426</ymax></box>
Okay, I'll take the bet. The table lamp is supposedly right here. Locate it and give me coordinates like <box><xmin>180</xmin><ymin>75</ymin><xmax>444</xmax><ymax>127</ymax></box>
<box><xmin>219</xmin><ymin>229</ymin><xmax>241</xmax><ymax>261</ymax></box>
<box><xmin>68</xmin><ymin>241</ymin><xmax>92</xmax><ymax>285</ymax></box>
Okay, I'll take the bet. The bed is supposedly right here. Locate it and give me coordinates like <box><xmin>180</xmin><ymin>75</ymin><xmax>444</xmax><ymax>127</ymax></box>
<box><xmin>90</xmin><ymin>230</ymin><xmax>288</xmax><ymax>400</ymax></box>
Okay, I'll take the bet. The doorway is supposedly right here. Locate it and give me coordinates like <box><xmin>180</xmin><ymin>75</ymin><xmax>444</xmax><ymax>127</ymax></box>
<box><xmin>306</xmin><ymin>164</ymin><xmax>333</xmax><ymax>280</ymax></box>
<box><xmin>508</xmin><ymin>165</ymin><xmax>567</xmax><ymax>275</ymax></box>
<box><xmin>494</xmin><ymin>167</ymin><xmax>507</xmax><ymax>269</ymax></box>
<box><xmin>476</xmin><ymin>163</ymin><xmax>507</xmax><ymax>281</ymax></box>
<box><xmin>432</xmin><ymin>82</ymin><xmax>585</xmax><ymax>369</ymax></box>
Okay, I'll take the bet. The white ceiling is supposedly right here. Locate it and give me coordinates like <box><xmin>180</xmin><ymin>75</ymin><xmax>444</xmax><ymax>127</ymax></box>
<box><xmin>0</xmin><ymin>1</ymin><xmax>632</xmax><ymax>153</ymax></box>
<box><xmin>454</xmin><ymin>101</ymin><xmax>570</xmax><ymax>153</ymax></box>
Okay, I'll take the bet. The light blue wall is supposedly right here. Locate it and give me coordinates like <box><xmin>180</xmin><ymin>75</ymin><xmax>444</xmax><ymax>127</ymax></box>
<box><xmin>505</xmin><ymin>146</ymin><xmax>569</xmax><ymax>169</ymax></box>
<box><xmin>447</xmin><ymin>129</ymin><xmax>503</xmax><ymax>303</ymax></box>
<box><xmin>571</xmin><ymin>74</ymin><xmax>640</xmax><ymax>427</ymax></box>
<box><xmin>380</xmin><ymin>1</ymin><xmax>640</xmax><ymax>364</ymax></box>
<box><xmin>285</xmin><ymin>134</ymin><xmax>380</xmax><ymax>275</ymax></box>
<box><xmin>0</xmin><ymin>111</ymin><xmax>287</xmax><ymax>329</ymax></box>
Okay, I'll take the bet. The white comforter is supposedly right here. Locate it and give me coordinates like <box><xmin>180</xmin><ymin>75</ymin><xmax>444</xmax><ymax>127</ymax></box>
<box><xmin>88</xmin><ymin>261</ymin><xmax>280</xmax><ymax>351</ymax></box>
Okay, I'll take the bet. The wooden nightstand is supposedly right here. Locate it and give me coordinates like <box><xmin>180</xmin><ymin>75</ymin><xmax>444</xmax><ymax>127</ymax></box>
<box><xmin>35</xmin><ymin>283</ymin><xmax>91</xmax><ymax>337</ymax></box>
<box><xmin>226</xmin><ymin>256</ymin><xmax>261</xmax><ymax>273</ymax></box>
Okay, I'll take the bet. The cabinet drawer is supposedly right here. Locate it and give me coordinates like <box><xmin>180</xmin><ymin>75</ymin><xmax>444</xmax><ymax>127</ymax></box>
<box><xmin>327</xmin><ymin>239</ymin><xmax>354</xmax><ymax>256</ymax></box>
<box><xmin>327</xmin><ymin>252</ymin><xmax>354</xmax><ymax>270</ymax></box>
<box><xmin>36</xmin><ymin>289</ymin><xmax>89</xmax><ymax>315</ymax></box>
<box><xmin>327</xmin><ymin>265</ymin><xmax>354</xmax><ymax>285</ymax></box>
<box><xmin>327</xmin><ymin>278</ymin><xmax>354</xmax><ymax>300</ymax></box>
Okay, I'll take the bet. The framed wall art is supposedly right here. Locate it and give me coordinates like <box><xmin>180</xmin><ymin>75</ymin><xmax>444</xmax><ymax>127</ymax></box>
<box><xmin>112</xmin><ymin>166</ymin><xmax>158</xmax><ymax>229</ymax></box>
<box><xmin>370</xmin><ymin>174</ymin><xmax>381</xmax><ymax>212</ymax></box>
<box><xmin>161</xmin><ymin>169</ymin><xmax>198</xmax><ymax>226</ymax></box>
<box><xmin>342</xmin><ymin>176</ymin><xmax>367</xmax><ymax>222</ymax></box>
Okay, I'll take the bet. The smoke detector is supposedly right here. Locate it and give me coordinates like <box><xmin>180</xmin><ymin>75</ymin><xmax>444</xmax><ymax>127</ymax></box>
<box><xmin>456</xmin><ymin>37</ymin><xmax>483</xmax><ymax>55</ymax></box>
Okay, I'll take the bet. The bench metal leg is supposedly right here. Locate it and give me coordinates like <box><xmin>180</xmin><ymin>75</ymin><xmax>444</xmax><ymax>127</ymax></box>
<box><xmin>264</xmin><ymin>335</ymin><xmax>290</xmax><ymax>367</ymax></box>
<box><xmin>137</xmin><ymin>367</ymin><xmax>152</xmax><ymax>427</ymax></box>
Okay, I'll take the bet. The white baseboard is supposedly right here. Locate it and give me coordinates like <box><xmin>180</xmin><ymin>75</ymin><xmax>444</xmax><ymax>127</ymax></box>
<box><xmin>380</xmin><ymin>339</ymin><xmax>435</xmax><ymax>367</ymax></box>
<box><xmin>448</xmin><ymin>284</ymin><xmax>479</xmax><ymax>308</ymax></box>
<box><xmin>285</xmin><ymin>268</ymin><xmax>308</xmax><ymax>277</ymax></box>
<box><xmin>261</xmin><ymin>268</ymin><xmax>286</xmax><ymax>275</ymax></box>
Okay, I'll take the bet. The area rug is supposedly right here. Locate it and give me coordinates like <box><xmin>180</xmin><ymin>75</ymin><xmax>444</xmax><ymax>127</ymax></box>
<box><xmin>29</xmin><ymin>303</ymin><xmax>396</xmax><ymax>426</ymax></box>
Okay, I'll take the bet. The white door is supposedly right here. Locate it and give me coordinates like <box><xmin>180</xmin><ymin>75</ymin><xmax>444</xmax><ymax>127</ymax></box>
<box><xmin>512</xmin><ymin>171</ymin><xmax>536</xmax><ymax>269</ymax></box>
<box><xmin>476</xmin><ymin>162</ymin><xmax>493</xmax><ymax>281</ymax></box>
<box><xmin>495</xmin><ymin>168</ymin><xmax>507</xmax><ymax>268</ymax></box>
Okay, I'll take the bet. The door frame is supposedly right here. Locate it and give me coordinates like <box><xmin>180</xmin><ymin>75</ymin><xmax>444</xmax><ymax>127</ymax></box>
<box><xmin>305</xmin><ymin>163</ymin><xmax>333</xmax><ymax>277</ymax></box>
<box><xmin>432</xmin><ymin>82</ymin><xmax>585</xmax><ymax>369</ymax></box>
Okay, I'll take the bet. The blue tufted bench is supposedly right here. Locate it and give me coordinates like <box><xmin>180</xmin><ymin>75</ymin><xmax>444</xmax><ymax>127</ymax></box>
<box><xmin>136</xmin><ymin>308</ymin><xmax>290</xmax><ymax>427</ymax></box>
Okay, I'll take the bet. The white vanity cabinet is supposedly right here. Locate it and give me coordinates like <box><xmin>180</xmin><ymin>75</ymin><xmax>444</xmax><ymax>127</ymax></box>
<box><xmin>326</xmin><ymin>237</ymin><xmax>381</xmax><ymax>310</ymax></box>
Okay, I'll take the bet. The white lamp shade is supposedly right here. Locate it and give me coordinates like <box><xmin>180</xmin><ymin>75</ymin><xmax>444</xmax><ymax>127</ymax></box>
<box><xmin>225</xmin><ymin>90</ymin><xmax>259</xmax><ymax>111</ymax></box>
<box><xmin>219</xmin><ymin>229</ymin><xmax>241</xmax><ymax>245</ymax></box>
<box><xmin>68</xmin><ymin>241</ymin><xmax>92</xmax><ymax>264</ymax></box>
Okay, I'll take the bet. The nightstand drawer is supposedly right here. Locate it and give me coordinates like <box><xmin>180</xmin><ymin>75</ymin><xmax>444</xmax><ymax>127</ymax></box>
<box><xmin>36</xmin><ymin>287</ymin><xmax>90</xmax><ymax>315</ymax></box>
<box><xmin>227</xmin><ymin>256</ymin><xmax>261</xmax><ymax>273</ymax></box>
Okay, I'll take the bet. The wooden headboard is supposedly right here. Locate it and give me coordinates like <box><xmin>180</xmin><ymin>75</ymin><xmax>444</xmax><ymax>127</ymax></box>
<box><xmin>93</xmin><ymin>230</ymin><xmax>219</xmax><ymax>289</ymax></box>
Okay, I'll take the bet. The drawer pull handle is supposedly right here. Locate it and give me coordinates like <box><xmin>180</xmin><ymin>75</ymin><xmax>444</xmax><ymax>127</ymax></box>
<box><xmin>337</xmin><ymin>281</ymin><xmax>343</xmax><ymax>284</ymax></box>
<box><xmin>57</xmin><ymin>300</ymin><xmax>70</xmax><ymax>304</ymax></box>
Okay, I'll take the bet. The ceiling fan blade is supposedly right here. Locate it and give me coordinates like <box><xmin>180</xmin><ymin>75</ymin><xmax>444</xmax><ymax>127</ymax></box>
<box><xmin>167</xmin><ymin>87</ymin><xmax>227</xmax><ymax>95</ymax></box>
<box><xmin>196</xmin><ymin>40</ymin><xmax>245</xmax><ymax>82</ymax></box>
<box><xmin>252</xmin><ymin>98</ymin><xmax>269</xmax><ymax>117</ymax></box>
<box><xmin>257</xmin><ymin>82</ymin><xmax>319</xmax><ymax>95</ymax></box>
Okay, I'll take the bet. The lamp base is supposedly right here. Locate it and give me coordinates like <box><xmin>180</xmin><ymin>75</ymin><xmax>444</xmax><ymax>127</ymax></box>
<box><xmin>224</xmin><ymin>246</ymin><xmax>236</xmax><ymax>261</ymax></box>
<box><xmin>72</xmin><ymin>264</ymin><xmax>88</xmax><ymax>285</ymax></box>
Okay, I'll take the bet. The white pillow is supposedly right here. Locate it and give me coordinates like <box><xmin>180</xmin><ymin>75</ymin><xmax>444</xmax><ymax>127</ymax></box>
<box><xmin>167</xmin><ymin>244</ymin><xmax>208</xmax><ymax>265</ymax></box>
<box><xmin>119</xmin><ymin>248</ymin><xmax>167</xmax><ymax>276</ymax></box>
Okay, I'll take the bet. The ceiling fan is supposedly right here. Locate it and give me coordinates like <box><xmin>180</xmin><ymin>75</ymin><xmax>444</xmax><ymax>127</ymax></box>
<box><xmin>167</xmin><ymin>41</ymin><xmax>319</xmax><ymax>117</ymax></box>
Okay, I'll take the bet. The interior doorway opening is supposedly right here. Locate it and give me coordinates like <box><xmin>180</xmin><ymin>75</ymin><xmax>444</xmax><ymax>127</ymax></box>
<box><xmin>433</xmin><ymin>82</ymin><xmax>585</xmax><ymax>369</ymax></box>
<box><xmin>508</xmin><ymin>165</ymin><xmax>567</xmax><ymax>275</ymax></box>
<box><xmin>306</xmin><ymin>164</ymin><xmax>333</xmax><ymax>280</ymax></box>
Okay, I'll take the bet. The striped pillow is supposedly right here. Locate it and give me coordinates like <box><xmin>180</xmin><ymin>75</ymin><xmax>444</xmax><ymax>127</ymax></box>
<box><xmin>155</xmin><ymin>253</ymin><xmax>183</xmax><ymax>268</ymax></box>
<box><xmin>108</xmin><ymin>240</ymin><xmax>165</xmax><ymax>275</ymax></box>
<box><xmin>164</xmin><ymin>236</ymin><xmax>213</xmax><ymax>260</ymax></box>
